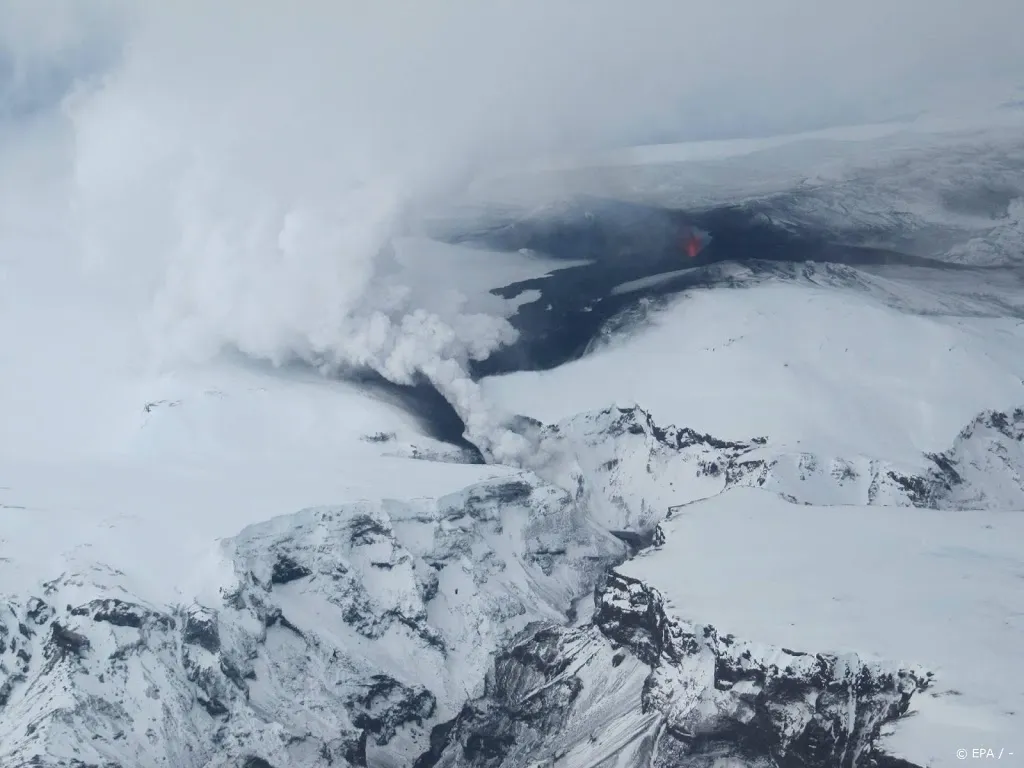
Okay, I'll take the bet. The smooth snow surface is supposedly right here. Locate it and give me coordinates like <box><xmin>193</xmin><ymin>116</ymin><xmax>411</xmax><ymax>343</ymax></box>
<box><xmin>0</xmin><ymin>345</ymin><xmax>512</xmax><ymax>605</ymax></box>
<box><xmin>621</xmin><ymin>487</ymin><xmax>1024</xmax><ymax>767</ymax></box>
<box><xmin>484</xmin><ymin>278</ymin><xmax>1024</xmax><ymax>464</ymax></box>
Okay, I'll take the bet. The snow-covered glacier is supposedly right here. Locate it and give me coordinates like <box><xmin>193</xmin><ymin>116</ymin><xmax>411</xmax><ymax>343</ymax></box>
<box><xmin>6</xmin><ymin>149</ymin><xmax>1024</xmax><ymax>764</ymax></box>
<box><xmin>4</xmin><ymin>5</ymin><xmax>1024</xmax><ymax>764</ymax></box>
<box><xmin>2</xmin><ymin>390</ymin><xmax>1022</xmax><ymax>766</ymax></box>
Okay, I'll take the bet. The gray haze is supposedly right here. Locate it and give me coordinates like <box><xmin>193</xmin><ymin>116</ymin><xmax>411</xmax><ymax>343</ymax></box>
<box><xmin>3</xmin><ymin>1</ymin><xmax>1024</xmax><ymax>147</ymax></box>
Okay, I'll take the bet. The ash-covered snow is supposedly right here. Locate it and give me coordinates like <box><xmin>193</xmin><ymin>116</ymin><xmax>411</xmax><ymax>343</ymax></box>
<box><xmin>423</xmin><ymin>569</ymin><xmax>930</xmax><ymax>768</ymax></box>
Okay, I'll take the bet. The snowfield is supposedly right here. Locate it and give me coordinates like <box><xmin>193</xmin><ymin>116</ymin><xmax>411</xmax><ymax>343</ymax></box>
<box><xmin>0</xmin><ymin>365</ymin><xmax>514</xmax><ymax>605</ymax></box>
<box><xmin>621</xmin><ymin>488</ymin><xmax>1024</xmax><ymax>768</ymax></box>
<box><xmin>483</xmin><ymin>273</ymin><xmax>1024</xmax><ymax>466</ymax></box>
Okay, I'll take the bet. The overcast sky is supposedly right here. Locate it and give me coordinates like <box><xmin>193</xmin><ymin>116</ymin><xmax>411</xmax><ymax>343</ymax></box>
<box><xmin>2</xmin><ymin>0</ymin><xmax>1024</xmax><ymax>149</ymax></box>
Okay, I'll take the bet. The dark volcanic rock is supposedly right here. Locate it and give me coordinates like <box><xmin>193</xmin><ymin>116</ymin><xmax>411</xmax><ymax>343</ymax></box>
<box><xmin>46</xmin><ymin>621</ymin><xmax>91</xmax><ymax>660</ymax></box>
<box><xmin>70</xmin><ymin>599</ymin><xmax>175</xmax><ymax>631</ymax></box>
<box><xmin>419</xmin><ymin>568</ymin><xmax>930</xmax><ymax>767</ymax></box>
<box><xmin>347</xmin><ymin>674</ymin><xmax>437</xmax><ymax>746</ymax></box>
<box><xmin>182</xmin><ymin>606</ymin><xmax>221</xmax><ymax>654</ymax></box>
<box><xmin>270</xmin><ymin>554</ymin><xmax>313</xmax><ymax>585</ymax></box>
<box><xmin>595</xmin><ymin>570</ymin><xmax>929</xmax><ymax>768</ymax></box>
<box><xmin>348</xmin><ymin>515</ymin><xmax>391</xmax><ymax>546</ymax></box>
<box><xmin>414</xmin><ymin>624</ymin><xmax>595</xmax><ymax>767</ymax></box>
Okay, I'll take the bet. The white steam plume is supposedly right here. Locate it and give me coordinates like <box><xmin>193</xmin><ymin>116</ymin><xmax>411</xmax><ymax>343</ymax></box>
<box><xmin>8</xmin><ymin>1</ymin><xmax>1024</xmax><ymax>462</ymax></box>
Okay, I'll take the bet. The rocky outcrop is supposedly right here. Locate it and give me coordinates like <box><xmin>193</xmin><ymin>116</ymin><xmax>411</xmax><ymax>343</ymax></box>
<box><xmin>767</xmin><ymin>406</ymin><xmax>1024</xmax><ymax>509</ymax></box>
<box><xmin>6</xmin><ymin>403</ymin><xmax>1012</xmax><ymax>766</ymax></box>
<box><xmin>414</xmin><ymin>625</ymin><xmax>614</xmax><ymax>768</ymax></box>
<box><xmin>530</xmin><ymin>405</ymin><xmax>771</xmax><ymax>532</ymax></box>
<box><xmin>530</xmin><ymin>404</ymin><xmax>931</xmax><ymax>520</ymax></box>
<box><xmin>922</xmin><ymin>407</ymin><xmax>1024</xmax><ymax>509</ymax></box>
<box><xmin>725</xmin><ymin>451</ymin><xmax>926</xmax><ymax>506</ymax></box>
<box><xmin>0</xmin><ymin>475</ymin><xmax>625</xmax><ymax>768</ymax></box>
<box><xmin>418</xmin><ymin>571</ymin><xmax>930</xmax><ymax>767</ymax></box>
<box><xmin>566</xmin><ymin>404</ymin><xmax>1024</xmax><ymax>512</ymax></box>
<box><xmin>596</xmin><ymin>572</ymin><xmax>929</xmax><ymax>767</ymax></box>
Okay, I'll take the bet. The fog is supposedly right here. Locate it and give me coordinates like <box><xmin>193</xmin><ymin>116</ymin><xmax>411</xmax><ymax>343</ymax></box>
<box><xmin>2</xmin><ymin>0</ymin><xmax>1023</xmax><ymax>459</ymax></box>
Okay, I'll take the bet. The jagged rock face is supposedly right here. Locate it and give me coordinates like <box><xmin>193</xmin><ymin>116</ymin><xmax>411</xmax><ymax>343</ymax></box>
<box><xmin>592</xmin><ymin>402</ymin><xmax>1024</xmax><ymax>512</ymax></box>
<box><xmin>531</xmin><ymin>405</ymin><xmax>770</xmax><ymax>532</ymax></box>
<box><xmin>726</xmin><ymin>452</ymin><xmax>924</xmax><ymax>507</ymax></box>
<box><xmin>0</xmin><ymin>574</ymin><xmax>224</xmax><ymax>768</ymax></box>
<box><xmin>3</xmin><ymin>403</ymin><xmax>1010</xmax><ymax>767</ymax></box>
<box><xmin>922</xmin><ymin>408</ymin><xmax>1024</xmax><ymax>508</ymax></box>
<box><xmin>810</xmin><ymin>407</ymin><xmax>1024</xmax><ymax>509</ymax></box>
<box><xmin>416</xmin><ymin>622</ymin><xmax>654</xmax><ymax>768</ymax></box>
<box><xmin>528</xmin><ymin>405</ymin><xmax>928</xmax><ymax>523</ymax></box>
<box><xmin>0</xmin><ymin>475</ymin><xmax>624</xmax><ymax>768</ymax></box>
<box><xmin>597</xmin><ymin>573</ymin><xmax>929</xmax><ymax>767</ymax></box>
<box><xmin>421</xmin><ymin>571</ymin><xmax>930</xmax><ymax>768</ymax></box>
<box><xmin>725</xmin><ymin>407</ymin><xmax>1024</xmax><ymax>509</ymax></box>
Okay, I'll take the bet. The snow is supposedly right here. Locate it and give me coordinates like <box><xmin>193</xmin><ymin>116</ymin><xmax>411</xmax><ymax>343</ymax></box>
<box><xmin>389</xmin><ymin>236</ymin><xmax>582</xmax><ymax>301</ymax></box>
<box><xmin>0</xmin><ymin>452</ymin><xmax>509</xmax><ymax>600</ymax></box>
<box><xmin>484</xmin><ymin>277</ymin><xmax>1024</xmax><ymax>465</ymax></box>
<box><xmin>0</xmin><ymin>131</ymin><xmax>516</xmax><ymax>605</ymax></box>
<box><xmin>0</xmin><ymin>356</ymin><xmax>514</xmax><ymax>605</ymax></box>
<box><xmin>620</xmin><ymin>487</ymin><xmax>1024</xmax><ymax>768</ymax></box>
<box><xmin>4</xmin><ymin>39</ymin><xmax>1024</xmax><ymax>762</ymax></box>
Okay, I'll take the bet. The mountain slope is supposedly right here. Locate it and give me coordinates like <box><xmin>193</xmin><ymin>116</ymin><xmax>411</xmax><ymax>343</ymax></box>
<box><xmin>0</xmin><ymin>474</ymin><xmax>624</xmax><ymax>768</ymax></box>
<box><xmin>3</xmin><ymin>399</ymin><xmax>1022</xmax><ymax>767</ymax></box>
<box><xmin>416</xmin><ymin>408</ymin><xmax>1024</xmax><ymax>768</ymax></box>
<box><xmin>4</xmin><ymin>122</ymin><xmax>1024</xmax><ymax>767</ymax></box>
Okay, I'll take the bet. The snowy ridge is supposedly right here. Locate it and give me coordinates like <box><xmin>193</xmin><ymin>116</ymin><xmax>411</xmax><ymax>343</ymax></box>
<box><xmin>623</xmin><ymin>489</ymin><xmax>1024</xmax><ymax>768</ymax></box>
<box><xmin>423</xmin><ymin>569</ymin><xmax>930</xmax><ymax>768</ymax></box>
<box><xmin>686</xmin><ymin>403</ymin><xmax>1024</xmax><ymax>509</ymax></box>
<box><xmin>726</xmin><ymin>451</ymin><xmax>923</xmax><ymax>507</ymax></box>
<box><xmin>529</xmin><ymin>403</ymin><xmax>933</xmax><ymax>513</ymax></box>
<box><xmin>527</xmin><ymin>405</ymin><xmax>769</xmax><ymax>531</ymax></box>
<box><xmin>0</xmin><ymin>473</ymin><xmax>624</xmax><ymax>767</ymax></box>
<box><xmin>1</xmin><ymin>403</ymin><xmax>1021</xmax><ymax>766</ymax></box>
<box><xmin>407</xmin><ymin>405</ymin><xmax>1024</xmax><ymax>767</ymax></box>
<box><xmin>923</xmin><ymin>407</ymin><xmax>1024</xmax><ymax>509</ymax></box>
